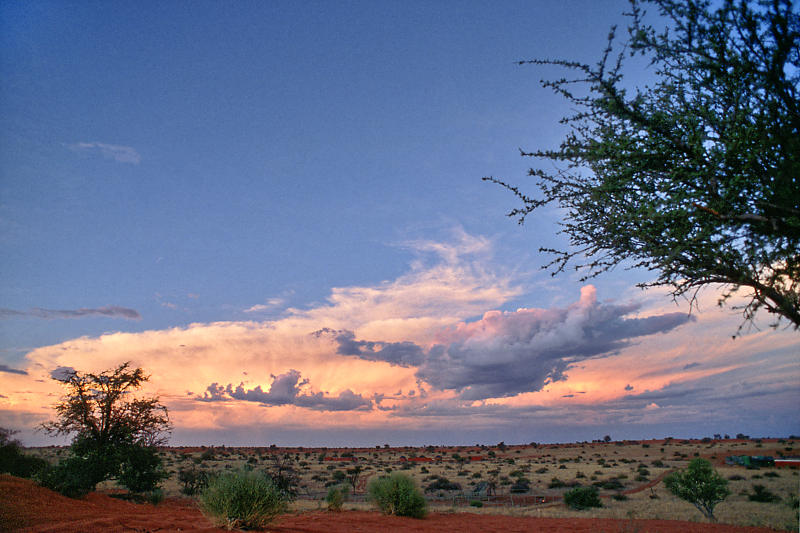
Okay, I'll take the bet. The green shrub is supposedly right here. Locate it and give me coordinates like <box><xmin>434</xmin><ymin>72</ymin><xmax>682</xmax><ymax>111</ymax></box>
<box><xmin>178</xmin><ymin>465</ymin><xmax>210</xmax><ymax>495</ymax></box>
<box><xmin>0</xmin><ymin>429</ymin><xmax>48</xmax><ymax>479</ymax></box>
<box><xmin>748</xmin><ymin>484</ymin><xmax>780</xmax><ymax>503</ymax></box>
<box><xmin>199</xmin><ymin>469</ymin><xmax>288</xmax><ymax>530</ymax></box>
<box><xmin>326</xmin><ymin>485</ymin><xmax>349</xmax><ymax>511</ymax></box>
<box><xmin>117</xmin><ymin>445</ymin><xmax>168</xmax><ymax>493</ymax></box>
<box><xmin>367</xmin><ymin>473</ymin><xmax>427</xmax><ymax>518</ymax></box>
<box><xmin>564</xmin><ymin>486</ymin><xmax>602</xmax><ymax>510</ymax></box>
<box><xmin>469</xmin><ymin>499</ymin><xmax>483</xmax><ymax>507</ymax></box>
<box><xmin>149</xmin><ymin>488</ymin><xmax>165</xmax><ymax>505</ymax></box>
<box><xmin>35</xmin><ymin>456</ymin><xmax>99</xmax><ymax>498</ymax></box>
<box><xmin>664</xmin><ymin>458</ymin><xmax>730</xmax><ymax>521</ymax></box>
<box><xmin>424</xmin><ymin>476</ymin><xmax>460</xmax><ymax>492</ymax></box>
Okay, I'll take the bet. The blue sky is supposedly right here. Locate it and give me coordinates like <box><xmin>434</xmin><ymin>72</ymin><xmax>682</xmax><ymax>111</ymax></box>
<box><xmin>1</xmin><ymin>0</ymin><xmax>797</xmax><ymax>446</ymax></box>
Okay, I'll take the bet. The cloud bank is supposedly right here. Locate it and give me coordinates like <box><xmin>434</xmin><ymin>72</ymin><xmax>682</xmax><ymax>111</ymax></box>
<box><xmin>0</xmin><ymin>306</ymin><xmax>141</xmax><ymax>320</ymax></box>
<box><xmin>0</xmin><ymin>231</ymin><xmax>796</xmax><ymax>445</ymax></box>
<box><xmin>199</xmin><ymin>369</ymin><xmax>372</xmax><ymax>411</ymax></box>
<box><xmin>325</xmin><ymin>286</ymin><xmax>694</xmax><ymax>400</ymax></box>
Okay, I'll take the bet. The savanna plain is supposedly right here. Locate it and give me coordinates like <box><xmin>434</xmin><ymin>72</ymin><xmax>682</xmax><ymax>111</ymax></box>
<box><xmin>2</xmin><ymin>437</ymin><xmax>798</xmax><ymax>532</ymax></box>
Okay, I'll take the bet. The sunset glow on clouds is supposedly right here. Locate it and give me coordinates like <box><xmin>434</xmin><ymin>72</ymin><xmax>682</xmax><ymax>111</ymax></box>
<box><xmin>2</xmin><ymin>233</ymin><xmax>796</xmax><ymax>446</ymax></box>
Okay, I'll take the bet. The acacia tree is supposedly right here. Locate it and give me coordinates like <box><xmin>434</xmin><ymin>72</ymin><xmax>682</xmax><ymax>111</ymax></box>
<box><xmin>40</xmin><ymin>362</ymin><xmax>171</xmax><ymax>495</ymax></box>
<box><xmin>664</xmin><ymin>458</ymin><xmax>730</xmax><ymax>521</ymax></box>
<box><xmin>485</xmin><ymin>0</ymin><xmax>799</xmax><ymax>331</ymax></box>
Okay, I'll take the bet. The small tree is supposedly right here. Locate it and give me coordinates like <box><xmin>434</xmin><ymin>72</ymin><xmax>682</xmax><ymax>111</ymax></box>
<box><xmin>40</xmin><ymin>362</ymin><xmax>171</xmax><ymax>496</ymax></box>
<box><xmin>664</xmin><ymin>458</ymin><xmax>730</xmax><ymax>521</ymax></box>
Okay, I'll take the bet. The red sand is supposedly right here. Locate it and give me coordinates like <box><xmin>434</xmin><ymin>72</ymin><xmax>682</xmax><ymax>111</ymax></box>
<box><xmin>0</xmin><ymin>475</ymin><xmax>776</xmax><ymax>533</ymax></box>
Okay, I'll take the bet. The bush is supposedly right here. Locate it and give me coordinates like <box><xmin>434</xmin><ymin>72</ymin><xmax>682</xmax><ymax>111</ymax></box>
<box><xmin>469</xmin><ymin>499</ymin><xmax>483</xmax><ymax>507</ymax></box>
<box><xmin>178</xmin><ymin>465</ymin><xmax>210</xmax><ymax>496</ymax></box>
<box><xmin>199</xmin><ymin>469</ymin><xmax>288</xmax><ymax>530</ymax></box>
<box><xmin>149</xmin><ymin>488</ymin><xmax>165</xmax><ymax>505</ymax></box>
<box><xmin>564</xmin><ymin>486</ymin><xmax>602</xmax><ymax>510</ymax></box>
<box><xmin>748</xmin><ymin>484</ymin><xmax>780</xmax><ymax>503</ymax></box>
<box><xmin>326</xmin><ymin>485</ymin><xmax>349</xmax><ymax>511</ymax></box>
<box><xmin>35</xmin><ymin>456</ymin><xmax>99</xmax><ymax>498</ymax></box>
<box><xmin>367</xmin><ymin>473</ymin><xmax>427</xmax><ymax>518</ymax></box>
<box><xmin>424</xmin><ymin>476</ymin><xmax>461</xmax><ymax>492</ymax></box>
<box><xmin>117</xmin><ymin>445</ymin><xmax>168</xmax><ymax>493</ymax></box>
<box><xmin>0</xmin><ymin>429</ymin><xmax>48</xmax><ymax>478</ymax></box>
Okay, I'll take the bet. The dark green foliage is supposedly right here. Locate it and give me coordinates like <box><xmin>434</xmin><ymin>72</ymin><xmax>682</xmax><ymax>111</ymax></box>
<box><xmin>200</xmin><ymin>449</ymin><xmax>216</xmax><ymax>461</ymax></box>
<box><xmin>594</xmin><ymin>478</ymin><xmax>625</xmax><ymax>490</ymax></box>
<box><xmin>748</xmin><ymin>484</ymin><xmax>781</xmax><ymax>503</ymax></box>
<box><xmin>325</xmin><ymin>485</ymin><xmax>348</xmax><ymax>511</ymax></box>
<box><xmin>199</xmin><ymin>469</ymin><xmax>288</xmax><ymax>529</ymax></box>
<box><xmin>664</xmin><ymin>458</ymin><xmax>730</xmax><ymax>521</ymax></box>
<box><xmin>117</xmin><ymin>445</ymin><xmax>168</xmax><ymax>493</ymax></box>
<box><xmin>485</xmin><ymin>0</ymin><xmax>800</xmax><ymax>331</ymax></box>
<box><xmin>564</xmin><ymin>486</ymin><xmax>602</xmax><ymax>510</ymax></box>
<box><xmin>368</xmin><ymin>473</ymin><xmax>427</xmax><ymax>519</ymax></box>
<box><xmin>36</xmin><ymin>455</ymin><xmax>100</xmax><ymax>498</ymax></box>
<box><xmin>469</xmin><ymin>499</ymin><xmax>483</xmax><ymax>507</ymax></box>
<box><xmin>39</xmin><ymin>363</ymin><xmax>172</xmax><ymax>497</ymax></box>
<box><xmin>510</xmin><ymin>478</ymin><xmax>530</xmax><ymax>493</ymax></box>
<box><xmin>424</xmin><ymin>476</ymin><xmax>461</xmax><ymax>492</ymax></box>
<box><xmin>178</xmin><ymin>465</ymin><xmax>210</xmax><ymax>496</ymax></box>
<box><xmin>0</xmin><ymin>428</ymin><xmax>48</xmax><ymax>478</ymax></box>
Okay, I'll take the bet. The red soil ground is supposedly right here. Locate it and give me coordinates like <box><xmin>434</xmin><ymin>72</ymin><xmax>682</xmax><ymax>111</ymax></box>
<box><xmin>0</xmin><ymin>475</ymin><xmax>777</xmax><ymax>533</ymax></box>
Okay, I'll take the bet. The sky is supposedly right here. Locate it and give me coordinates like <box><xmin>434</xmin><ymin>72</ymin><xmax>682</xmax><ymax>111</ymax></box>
<box><xmin>1</xmin><ymin>0</ymin><xmax>797</xmax><ymax>447</ymax></box>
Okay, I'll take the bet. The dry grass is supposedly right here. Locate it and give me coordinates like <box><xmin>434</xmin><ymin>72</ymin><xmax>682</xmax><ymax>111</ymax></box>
<box><xmin>24</xmin><ymin>437</ymin><xmax>800</xmax><ymax>531</ymax></box>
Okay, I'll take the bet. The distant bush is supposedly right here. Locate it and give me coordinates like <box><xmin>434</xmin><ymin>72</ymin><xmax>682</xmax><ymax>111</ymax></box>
<box><xmin>469</xmin><ymin>499</ymin><xmax>483</xmax><ymax>507</ymax></box>
<box><xmin>748</xmin><ymin>484</ymin><xmax>781</xmax><ymax>503</ymax></box>
<box><xmin>200</xmin><ymin>449</ymin><xmax>216</xmax><ymax>461</ymax></box>
<box><xmin>424</xmin><ymin>476</ymin><xmax>460</xmax><ymax>492</ymax></box>
<box><xmin>368</xmin><ymin>473</ymin><xmax>427</xmax><ymax>518</ymax></box>
<box><xmin>594</xmin><ymin>478</ymin><xmax>625</xmax><ymax>491</ymax></box>
<box><xmin>326</xmin><ymin>485</ymin><xmax>348</xmax><ymax>511</ymax></box>
<box><xmin>510</xmin><ymin>478</ymin><xmax>530</xmax><ymax>493</ymax></box>
<box><xmin>0</xmin><ymin>428</ymin><xmax>48</xmax><ymax>479</ymax></box>
<box><xmin>199</xmin><ymin>469</ymin><xmax>288</xmax><ymax>530</ymax></box>
<box><xmin>564</xmin><ymin>486</ymin><xmax>602</xmax><ymax>510</ymax></box>
<box><xmin>178</xmin><ymin>465</ymin><xmax>210</xmax><ymax>496</ymax></box>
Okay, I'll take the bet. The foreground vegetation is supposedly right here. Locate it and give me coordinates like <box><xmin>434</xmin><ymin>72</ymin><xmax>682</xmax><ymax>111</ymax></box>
<box><xmin>15</xmin><ymin>436</ymin><xmax>799</xmax><ymax>530</ymax></box>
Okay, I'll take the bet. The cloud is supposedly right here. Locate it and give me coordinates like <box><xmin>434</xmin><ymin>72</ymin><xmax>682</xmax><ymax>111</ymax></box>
<box><xmin>2</xmin><ymin>230</ymin><xmax>797</xmax><ymax>445</ymax></box>
<box><xmin>67</xmin><ymin>142</ymin><xmax>141</xmax><ymax>164</ymax></box>
<box><xmin>50</xmin><ymin>366</ymin><xmax>76</xmax><ymax>381</ymax></box>
<box><xmin>199</xmin><ymin>369</ymin><xmax>372</xmax><ymax>412</ymax></box>
<box><xmin>244</xmin><ymin>299</ymin><xmax>284</xmax><ymax>313</ymax></box>
<box><xmin>0</xmin><ymin>365</ymin><xmax>27</xmax><ymax>375</ymax></box>
<box><xmin>0</xmin><ymin>306</ymin><xmax>141</xmax><ymax>320</ymax></box>
<box><xmin>320</xmin><ymin>329</ymin><xmax>425</xmax><ymax>367</ymax></box>
<box><xmin>335</xmin><ymin>286</ymin><xmax>694</xmax><ymax>400</ymax></box>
